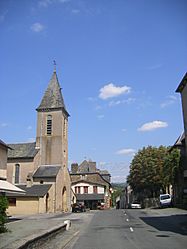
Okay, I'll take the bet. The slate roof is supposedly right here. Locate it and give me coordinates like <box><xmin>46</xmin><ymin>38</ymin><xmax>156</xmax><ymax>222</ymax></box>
<box><xmin>33</xmin><ymin>165</ymin><xmax>61</xmax><ymax>178</ymax></box>
<box><xmin>7</xmin><ymin>142</ymin><xmax>38</xmax><ymax>159</ymax></box>
<box><xmin>0</xmin><ymin>139</ymin><xmax>12</xmax><ymax>150</ymax></box>
<box><xmin>173</xmin><ymin>132</ymin><xmax>185</xmax><ymax>147</ymax></box>
<box><xmin>76</xmin><ymin>193</ymin><xmax>105</xmax><ymax>201</ymax></box>
<box><xmin>36</xmin><ymin>71</ymin><xmax>69</xmax><ymax>116</ymax></box>
<box><xmin>6</xmin><ymin>184</ymin><xmax>52</xmax><ymax>197</ymax></box>
<box><xmin>71</xmin><ymin>179</ymin><xmax>105</xmax><ymax>187</ymax></box>
<box><xmin>176</xmin><ymin>72</ymin><xmax>187</xmax><ymax>93</ymax></box>
<box><xmin>100</xmin><ymin>170</ymin><xmax>110</xmax><ymax>175</ymax></box>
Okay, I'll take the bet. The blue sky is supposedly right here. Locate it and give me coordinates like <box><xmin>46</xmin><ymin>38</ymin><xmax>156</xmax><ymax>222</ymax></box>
<box><xmin>0</xmin><ymin>0</ymin><xmax>186</xmax><ymax>182</ymax></box>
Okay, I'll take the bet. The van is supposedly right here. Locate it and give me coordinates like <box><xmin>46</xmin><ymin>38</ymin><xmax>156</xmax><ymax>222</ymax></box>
<box><xmin>159</xmin><ymin>194</ymin><xmax>172</xmax><ymax>208</ymax></box>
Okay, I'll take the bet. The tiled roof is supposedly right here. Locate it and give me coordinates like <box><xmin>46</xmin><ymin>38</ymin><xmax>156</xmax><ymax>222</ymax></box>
<box><xmin>33</xmin><ymin>165</ymin><xmax>61</xmax><ymax>178</ymax></box>
<box><xmin>7</xmin><ymin>142</ymin><xmax>38</xmax><ymax>159</ymax></box>
<box><xmin>6</xmin><ymin>184</ymin><xmax>52</xmax><ymax>197</ymax></box>
<box><xmin>76</xmin><ymin>194</ymin><xmax>105</xmax><ymax>201</ymax></box>
<box><xmin>36</xmin><ymin>71</ymin><xmax>69</xmax><ymax>116</ymax></box>
<box><xmin>176</xmin><ymin>72</ymin><xmax>187</xmax><ymax>93</ymax></box>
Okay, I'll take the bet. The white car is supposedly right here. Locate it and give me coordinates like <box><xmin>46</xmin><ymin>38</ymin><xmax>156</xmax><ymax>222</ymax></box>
<box><xmin>130</xmin><ymin>201</ymin><xmax>141</xmax><ymax>209</ymax></box>
<box><xmin>159</xmin><ymin>194</ymin><xmax>172</xmax><ymax>208</ymax></box>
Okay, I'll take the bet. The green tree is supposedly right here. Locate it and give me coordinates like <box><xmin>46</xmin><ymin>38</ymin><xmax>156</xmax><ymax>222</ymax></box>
<box><xmin>127</xmin><ymin>146</ymin><xmax>168</xmax><ymax>198</ymax></box>
<box><xmin>162</xmin><ymin>148</ymin><xmax>180</xmax><ymax>193</ymax></box>
<box><xmin>0</xmin><ymin>196</ymin><xmax>8</xmax><ymax>233</ymax></box>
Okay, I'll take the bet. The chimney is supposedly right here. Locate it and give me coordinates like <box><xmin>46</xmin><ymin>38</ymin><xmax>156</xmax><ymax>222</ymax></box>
<box><xmin>26</xmin><ymin>172</ymin><xmax>33</xmax><ymax>187</ymax></box>
<box><xmin>71</xmin><ymin>163</ymin><xmax>78</xmax><ymax>173</ymax></box>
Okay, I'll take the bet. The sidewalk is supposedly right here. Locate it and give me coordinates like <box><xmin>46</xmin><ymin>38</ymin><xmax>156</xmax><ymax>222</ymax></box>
<box><xmin>0</xmin><ymin>212</ymin><xmax>72</xmax><ymax>249</ymax></box>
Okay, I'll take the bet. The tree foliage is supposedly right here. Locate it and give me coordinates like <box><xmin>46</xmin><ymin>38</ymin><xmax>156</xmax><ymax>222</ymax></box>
<box><xmin>0</xmin><ymin>196</ymin><xmax>8</xmax><ymax>233</ymax></box>
<box><xmin>162</xmin><ymin>148</ymin><xmax>181</xmax><ymax>188</ymax></box>
<box><xmin>127</xmin><ymin>146</ymin><xmax>180</xmax><ymax>198</ymax></box>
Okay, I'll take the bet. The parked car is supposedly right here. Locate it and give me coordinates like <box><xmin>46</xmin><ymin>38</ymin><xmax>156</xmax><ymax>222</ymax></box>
<box><xmin>97</xmin><ymin>202</ymin><xmax>105</xmax><ymax>210</ymax></box>
<box><xmin>72</xmin><ymin>202</ymin><xmax>86</xmax><ymax>212</ymax></box>
<box><xmin>159</xmin><ymin>194</ymin><xmax>172</xmax><ymax>208</ymax></box>
<box><xmin>130</xmin><ymin>200</ymin><xmax>142</xmax><ymax>209</ymax></box>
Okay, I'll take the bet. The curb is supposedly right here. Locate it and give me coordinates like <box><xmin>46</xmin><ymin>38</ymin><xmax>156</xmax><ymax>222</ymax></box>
<box><xmin>3</xmin><ymin>223</ymin><xmax>67</xmax><ymax>249</ymax></box>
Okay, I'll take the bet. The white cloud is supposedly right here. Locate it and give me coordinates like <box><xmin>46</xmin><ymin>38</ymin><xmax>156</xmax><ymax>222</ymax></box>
<box><xmin>138</xmin><ymin>120</ymin><xmax>168</xmax><ymax>132</ymax></box>
<box><xmin>31</xmin><ymin>23</ymin><xmax>45</xmax><ymax>32</ymax></box>
<box><xmin>27</xmin><ymin>126</ymin><xmax>32</xmax><ymax>130</ymax></box>
<box><xmin>116</xmin><ymin>148</ymin><xmax>136</xmax><ymax>156</ymax></box>
<box><xmin>99</xmin><ymin>83</ymin><xmax>131</xmax><ymax>100</ymax></box>
<box><xmin>122</xmin><ymin>128</ymin><xmax>127</xmax><ymax>132</ymax></box>
<box><xmin>1</xmin><ymin>123</ymin><xmax>8</xmax><ymax>127</ymax></box>
<box><xmin>97</xmin><ymin>114</ymin><xmax>104</xmax><ymax>119</ymax></box>
<box><xmin>109</xmin><ymin>98</ymin><xmax>135</xmax><ymax>107</ymax></box>
<box><xmin>38</xmin><ymin>0</ymin><xmax>53</xmax><ymax>7</ymax></box>
<box><xmin>160</xmin><ymin>95</ymin><xmax>177</xmax><ymax>108</ymax></box>
<box><xmin>38</xmin><ymin>0</ymin><xmax>70</xmax><ymax>7</ymax></box>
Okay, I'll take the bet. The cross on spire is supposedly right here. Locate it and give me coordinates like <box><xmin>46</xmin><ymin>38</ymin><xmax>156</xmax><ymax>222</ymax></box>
<box><xmin>53</xmin><ymin>60</ymin><xmax>56</xmax><ymax>72</ymax></box>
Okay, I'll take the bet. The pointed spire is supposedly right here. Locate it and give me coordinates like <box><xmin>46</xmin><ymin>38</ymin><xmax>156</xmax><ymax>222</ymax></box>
<box><xmin>36</xmin><ymin>69</ymin><xmax>69</xmax><ymax>116</ymax></box>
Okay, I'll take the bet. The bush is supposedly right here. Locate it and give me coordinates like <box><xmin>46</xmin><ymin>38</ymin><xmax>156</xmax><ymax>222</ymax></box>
<box><xmin>0</xmin><ymin>196</ymin><xmax>8</xmax><ymax>233</ymax></box>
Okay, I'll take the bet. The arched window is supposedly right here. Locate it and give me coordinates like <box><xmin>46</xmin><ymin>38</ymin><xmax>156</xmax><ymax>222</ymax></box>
<box><xmin>15</xmin><ymin>164</ymin><xmax>20</xmax><ymax>184</ymax></box>
<box><xmin>47</xmin><ymin>115</ymin><xmax>52</xmax><ymax>135</ymax></box>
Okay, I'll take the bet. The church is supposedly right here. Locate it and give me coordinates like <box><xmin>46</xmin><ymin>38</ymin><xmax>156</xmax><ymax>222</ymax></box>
<box><xmin>5</xmin><ymin>69</ymin><xmax>72</xmax><ymax>215</ymax></box>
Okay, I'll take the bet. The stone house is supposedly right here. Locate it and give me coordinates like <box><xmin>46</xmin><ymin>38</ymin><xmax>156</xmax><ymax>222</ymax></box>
<box><xmin>0</xmin><ymin>139</ymin><xmax>11</xmax><ymax>180</ymax></box>
<box><xmin>174</xmin><ymin>72</ymin><xmax>187</xmax><ymax>207</ymax></box>
<box><xmin>0</xmin><ymin>139</ymin><xmax>25</xmax><ymax>195</ymax></box>
<box><xmin>5</xmin><ymin>69</ymin><xmax>72</xmax><ymax>215</ymax></box>
<box><xmin>70</xmin><ymin>160</ymin><xmax>111</xmax><ymax>209</ymax></box>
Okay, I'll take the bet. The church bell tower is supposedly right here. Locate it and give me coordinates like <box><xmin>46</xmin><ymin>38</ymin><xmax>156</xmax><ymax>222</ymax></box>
<box><xmin>36</xmin><ymin>68</ymin><xmax>69</xmax><ymax>168</ymax></box>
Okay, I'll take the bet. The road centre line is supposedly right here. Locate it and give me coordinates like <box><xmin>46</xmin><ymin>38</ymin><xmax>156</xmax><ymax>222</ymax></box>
<box><xmin>130</xmin><ymin>227</ymin><xmax>134</xmax><ymax>232</ymax></box>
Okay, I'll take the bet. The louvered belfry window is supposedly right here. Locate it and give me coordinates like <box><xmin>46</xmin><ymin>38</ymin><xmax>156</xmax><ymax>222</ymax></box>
<box><xmin>47</xmin><ymin>115</ymin><xmax>52</xmax><ymax>135</ymax></box>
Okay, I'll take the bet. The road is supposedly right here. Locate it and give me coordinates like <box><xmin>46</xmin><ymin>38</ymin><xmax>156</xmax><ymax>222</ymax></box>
<box><xmin>35</xmin><ymin>208</ymin><xmax>187</xmax><ymax>249</ymax></box>
<box><xmin>64</xmin><ymin>208</ymin><xmax>187</xmax><ymax>249</ymax></box>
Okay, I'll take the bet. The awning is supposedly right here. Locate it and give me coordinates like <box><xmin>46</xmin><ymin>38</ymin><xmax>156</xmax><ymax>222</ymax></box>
<box><xmin>0</xmin><ymin>180</ymin><xmax>25</xmax><ymax>194</ymax></box>
<box><xmin>76</xmin><ymin>194</ymin><xmax>104</xmax><ymax>201</ymax></box>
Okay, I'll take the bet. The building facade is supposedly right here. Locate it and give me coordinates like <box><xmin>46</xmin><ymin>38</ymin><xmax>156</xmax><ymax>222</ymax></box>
<box><xmin>175</xmin><ymin>72</ymin><xmax>187</xmax><ymax>208</ymax></box>
<box><xmin>70</xmin><ymin>160</ymin><xmax>111</xmax><ymax>209</ymax></box>
<box><xmin>6</xmin><ymin>69</ymin><xmax>72</xmax><ymax>215</ymax></box>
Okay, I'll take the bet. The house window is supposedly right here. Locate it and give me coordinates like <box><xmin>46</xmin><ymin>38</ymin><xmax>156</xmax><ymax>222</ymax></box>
<box><xmin>8</xmin><ymin>198</ymin><xmax>16</xmax><ymax>206</ymax></box>
<box><xmin>84</xmin><ymin>186</ymin><xmax>88</xmax><ymax>194</ymax></box>
<box><xmin>75</xmin><ymin>186</ymin><xmax>81</xmax><ymax>194</ymax></box>
<box><xmin>47</xmin><ymin>115</ymin><xmax>52</xmax><ymax>135</ymax></box>
<box><xmin>93</xmin><ymin>186</ymin><xmax>98</xmax><ymax>194</ymax></box>
<box><xmin>15</xmin><ymin>164</ymin><xmax>20</xmax><ymax>184</ymax></box>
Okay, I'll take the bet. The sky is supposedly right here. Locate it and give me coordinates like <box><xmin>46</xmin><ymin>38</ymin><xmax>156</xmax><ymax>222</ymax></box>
<box><xmin>0</xmin><ymin>0</ymin><xmax>187</xmax><ymax>183</ymax></box>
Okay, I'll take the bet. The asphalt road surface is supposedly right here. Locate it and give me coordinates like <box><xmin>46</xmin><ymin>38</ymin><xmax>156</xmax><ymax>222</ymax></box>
<box><xmin>64</xmin><ymin>208</ymin><xmax>187</xmax><ymax>249</ymax></box>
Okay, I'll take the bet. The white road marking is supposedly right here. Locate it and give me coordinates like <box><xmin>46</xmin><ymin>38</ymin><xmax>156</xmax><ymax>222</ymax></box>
<box><xmin>130</xmin><ymin>227</ymin><xmax>134</xmax><ymax>232</ymax></box>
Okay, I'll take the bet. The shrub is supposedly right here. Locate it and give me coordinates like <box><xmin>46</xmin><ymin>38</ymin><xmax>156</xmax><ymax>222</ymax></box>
<box><xmin>0</xmin><ymin>196</ymin><xmax>8</xmax><ymax>233</ymax></box>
